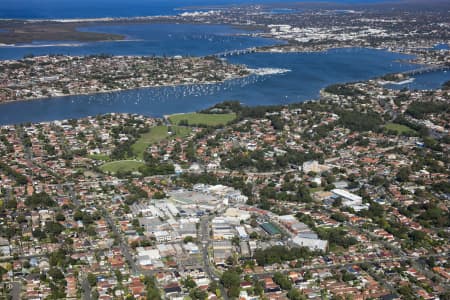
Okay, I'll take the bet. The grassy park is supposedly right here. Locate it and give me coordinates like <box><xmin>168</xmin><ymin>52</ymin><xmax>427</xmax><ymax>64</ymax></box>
<box><xmin>131</xmin><ymin>125</ymin><xmax>191</xmax><ymax>159</ymax></box>
<box><xmin>168</xmin><ymin>112</ymin><xmax>236</xmax><ymax>127</ymax></box>
<box><xmin>99</xmin><ymin>160</ymin><xmax>145</xmax><ymax>174</ymax></box>
<box><xmin>384</xmin><ymin>123</ymin><xmax>417</xmax><ymax>135</ymax></box>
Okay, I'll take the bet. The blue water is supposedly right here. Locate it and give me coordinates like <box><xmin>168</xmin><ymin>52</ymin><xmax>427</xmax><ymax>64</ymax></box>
<box><xmin>0</xmin><ymin>0</ymin><xmax>247</xmax><ymax>19</ymax></box>
<box><xmin>0</xmin><ymin>24</ymin><xmax>277</xmax><ymax>59</ymax></box>
<box><xmin>0</xmin><ymin>22</ymin><xmax>446</xmax><ymax>125</ymax></box>
<box><xmin>433</xmin><ymin>43</ymin><xmax>449</xmax><ymax>50</ymax></box>
<box><xmin>387</xmin><ymin>71</ymin><xmax>450</xmax><ymax>91</ymax></box>
<box><xmin>0</xmin><ymin>0</ymin><xmax>386</xmax><ymax>19</ymax></box>
<box><xmin>0</xmin><ymin>45</ymin><xmax>419</xmax><ymax>125</ymax></box>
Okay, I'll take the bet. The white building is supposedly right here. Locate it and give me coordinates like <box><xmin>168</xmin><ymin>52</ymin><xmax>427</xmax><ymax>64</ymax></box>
<box><xmin>302</xmin><ymin>160</ymin><xmax>320</xmax><ymax>173</ymax></box>
<box><xmin>136</xmin><ymin>247</ymin><xmax>161</xmax><ymax>266</ymax></box>
<box><xmin>235</xmin><ymin>226</ymin><xmax>249</xmax><ymax>240</ymax></box>
<box><xmin>331</xmin><ymin>189</ymin><xmax>368</xmax><ymax>211</ymax></box>
<box><xmin>183</xmin><ymin>242</ymin><xmax>200</xmax><ymax>254</ymax></box>
<box><xmin>292</xmin><ymin>236</ymin><xmax>328</xmax><ymax>252</ymax></box>
<box><xmin>224</xmin><ymin>208</ymin><xmax>251</xmax><ymax>222</ymax></box>
<box><xmin>153</xmin><ymin>230</ymin><xmax>172</xmax><ymax>242</ymax></box>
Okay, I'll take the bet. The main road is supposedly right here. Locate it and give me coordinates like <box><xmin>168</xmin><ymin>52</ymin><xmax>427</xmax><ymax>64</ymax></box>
<box><xmin>102</xmin><ymin>208</ymin><xmax>140</xmax><ymax>275</ymax></box>
<box><xmin>199</xmin><ymin>215</ymin><xmax>228</xmax><ymax>300</ymax></box>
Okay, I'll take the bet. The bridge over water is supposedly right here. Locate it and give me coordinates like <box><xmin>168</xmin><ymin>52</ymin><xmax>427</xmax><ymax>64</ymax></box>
<box><xmin>213</xmin><ymin>47</ymin><xmax>257</xmax><ymax>57</ymax></box>
<box><xmin>401</xmin><ymin>64</ymin><xmax>449</xmax><ymax>76</ymax></box>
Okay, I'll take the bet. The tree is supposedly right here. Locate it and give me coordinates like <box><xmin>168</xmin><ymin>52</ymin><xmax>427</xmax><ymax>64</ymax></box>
<box><xmin>409</xmin><ymin>230</ymin><xmax>426</xmax><ymax>243</ymax></box>
<box><xmin>48</xmin><ymin>267</ymin><xmax>65</xmax><ymax>281</ymax></box>
<box><xmin>396</xmin><ymin>167</ymin><xmax>411</xmax><ymax>182</ymax></box>
<box><xmin>115</xmin><ymin>269</ymin><xmax>123</xmax><ymax>282</ymax></box>
<box><xmin>87</xmin><ymin>273</ymin><xmax>97</xmax><ymax>287</ymax></box>
<box><xmin>341</xmin><ymin>270</ymin><xmax>356</xmax><ymax>282</ymax></box>
<box><xmin>144</xmin><ymin>275</ymin><xmax>161</xmax><ymax>300</ymax></box>
<box><xmin>32</xmin><ymin>229</ymin><xmax>46</xmax><ymax>240</ymax></box>
<box><xmin>273</xmin><ymin>272</ymin><xmax>292</xmax><ymax>290</ymax></box>
<box><xmin>249</xmin><ymin>232</ymin><xmax>259</xmax><ymax>240</ymax></box>
<box><xmin>331</xmin><ymin>213</ymin><xmax>346</xmax><ymax>222</ymax></box>
<box><xmin>44</xmin><ymin>221</ymin><xmax>64</xmax><ymax>236</ymax></box>
<box><xmin>208</xmin><ymin>280</ymin><xmax>219</xmax><ymax>294</ymax></box>
<box><xmin>55</xmin><ymin>213</ymin><xmax>65</xmax><ymax>222</ymax></box>
<box><xmin>254</xmin><ymin>246</ymin><xmax>312</xmax><ymax>266</ymax></box>
<box><xmin>153</xmin><ymin>191</ymin><xmax>166</xmax><ymax>199</ymax></box>
<box><xmin>297</xmin><ymin>185</ymin><xmax>313</xmax><ymax>203</ymax></box>
<box><xmin>22</xmin><ymin>260</ymin><xmax>31</xmax><ymax>269</ymax></box>
<box><xmin>4</xmin><ymin>198</ymin><xmax>17</xmax><ymax>209</ymax></box>
<box><xmin>183</xmin><ymin>236</ymin><xmax>194</xmax><ymax>244</ymax></box>
<box><xmin>316</xmin><ymin>228</ymin><xmax>357</xmax><ymax>249</ymax></box>
<box><xmin>253</xmin><ymin>279</ymin><xmax>264</xmax><ymax>296</ymax></box>
<box><xmin>332</xmin><ymin>197</ymin><xmax>342</xmax><ymax>208</ymax></box>
<box><xmin>338</xmin><ymin>110</ymin><xmax>382</xmax><ymax>132</ymax></box>
<box><xmin>231</xmin><ymin>235</ymin><xmax>240</xmax><ymax>246</ymax></box>
<box><xmin>189</xmin><ymin>288</ymin><xmax>207</xmax><ymax>300</ymax></box>
<box><xmin>182</xmin><ymin>276</ymin><xmax>197</xmax><ymax>289</ymax></box>
<box><xmin>221</xmin><ymin>270</ymin><xmax>241</xmax><ymax>291</ymax></box>
<box><xmin>287</xmin><ymin>288</ymin><xmax>307</xmax><ymax>300</ymax></box>
<box><xmin>25</xmin><ymin>192</ymin><xmax>56</xmax><ymax>208</ymax></box>
<box><xmin>228</xmin><ymin>285</ymin><xmax>241</xmax><ymax>298</ymax></box>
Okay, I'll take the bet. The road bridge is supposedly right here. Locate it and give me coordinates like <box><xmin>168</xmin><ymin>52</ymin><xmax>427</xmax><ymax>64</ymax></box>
<box><xmin>213</xmin><ymin>47</ymin><xmax>257</xmax><ymax>58</ymax></box>
<box><xmin>401</xmin><ymin>64</ymin><xmax>449</xmax><ymax>76</ymax></box>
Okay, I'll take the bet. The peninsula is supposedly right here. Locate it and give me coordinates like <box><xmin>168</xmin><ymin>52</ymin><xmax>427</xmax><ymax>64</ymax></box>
<box><xmin>0</xmin><ymin>54</ymin><xmax>250</xmax><ymax>102</ymax></box>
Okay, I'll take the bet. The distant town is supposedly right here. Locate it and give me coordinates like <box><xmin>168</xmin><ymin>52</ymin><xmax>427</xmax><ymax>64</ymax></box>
<box><xmin>1</xmin><ymin>1</ymin><xmax>449</xmax><ymax>56</ymax></box>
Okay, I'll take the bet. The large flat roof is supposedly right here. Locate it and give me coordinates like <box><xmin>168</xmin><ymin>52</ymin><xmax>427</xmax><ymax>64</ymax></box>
<box><xmin>260</xmin><ymin>222</ymin><xmax>281</xmax><ymax>235</ymax></box>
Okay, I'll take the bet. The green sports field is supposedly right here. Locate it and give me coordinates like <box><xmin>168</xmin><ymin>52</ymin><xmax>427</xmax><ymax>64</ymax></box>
<box><xmin>384</xmin><ymin>123</ymin><xmax>417</xmax><ymax>135</ymax></box>
<box><xmin>168</xmin><ymin>112</ymin><xmax>236</xmax><ymax>127</ymax></box>
<box><xmin>99</xmin><ymin>160</ymin><xmax>145</xmax><ymax>174</ymax></box>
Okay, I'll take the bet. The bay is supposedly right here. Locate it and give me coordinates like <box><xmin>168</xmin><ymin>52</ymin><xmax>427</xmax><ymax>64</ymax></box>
<box><xmin>0</xmin><ymin>23</ymin><xmax>447</xmax><ymax>125</ymax></box>
<box><xmin>0</xmin><ymin>46</ymin><xmax>418</xmax><ymax>125</ymax></box>
<box><xmin>0</xmin><ymin>24</ymin><xmax>276</xmax><ymax>60</ymax></box>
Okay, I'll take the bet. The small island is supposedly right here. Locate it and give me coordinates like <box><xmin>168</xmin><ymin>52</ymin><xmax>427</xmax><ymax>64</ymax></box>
<box><xmin>0</xmin><ymin>54</ymin><xmax>250</xmax><ymax>102</ymax></box>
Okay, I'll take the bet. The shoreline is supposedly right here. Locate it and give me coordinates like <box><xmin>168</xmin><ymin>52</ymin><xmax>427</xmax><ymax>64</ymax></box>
<box><xmin>0</xmin><ymin>46</ymin><xmax>444</xmax><ymax>106</ymax></box>
<box><xmin>0</xmin><ymin>13</ymin><xmax>267</xmax><ymax>46</ymax></box>
<box><xmin>0</xmin><ymin>72</ymin><xmax>256</xmax><ymax>105</ymax></box>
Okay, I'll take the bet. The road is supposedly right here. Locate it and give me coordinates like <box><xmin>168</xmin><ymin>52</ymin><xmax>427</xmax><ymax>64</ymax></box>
<box><xmin>199</xmin><ymin>215</ymin><xmax>228</xmax><ymax>300</ymax></box>
<box><xmin>200</xmin><ymin>216</ymin><xmax>213</xmax><ymax>278</ymax></box>
<box><xmin>251</xmin><ymin>253</ymin><xmax>449</xmax><ymax>278</ymax></box>
<box><xmin>102</xmin><ymin>209</ymin><xmax>140</xmax><ymax>275</ymax></box>
<box><xmin>80</xmin><ymin>275</ymin><xmax>92</xmax><ymax>300</ymax></box>
<box><xmin>342</xmin><ymin>218</ymin><xmax>444</xmax><ymax>287</ymax></box>
<box><xmin>9</xmin><ymin>281</ymin><xmax>21</xmax><ymax>300</ymax></box>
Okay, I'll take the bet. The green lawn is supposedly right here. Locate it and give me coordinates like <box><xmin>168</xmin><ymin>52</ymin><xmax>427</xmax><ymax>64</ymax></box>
<box><xmin>88</xmin><ymin>154</ymin><xmax>109</xmax><ymax>161</ymax></box>
<box><xmin>131</xmin><ymin>125</ymin><xmax>191</xmax><ymax>159</ymax></box>
<box><xmin>310</xmin><ymin>186</ymin><xmax>324</xmax><ymax>193</ymax></box>
<box><xmin>99</xmin><ymin>160</ymin><xmax>145</xmax><ymax>174</ymax></box>
<box><xmin>384</xmin><ymin>123</ymin><xmax>417</xmax><ymax>135</ymax></box>
<box><xmin>168</xmin><ymin>112</ymin><xmax>236</xmax><ymax>127</ymax></box>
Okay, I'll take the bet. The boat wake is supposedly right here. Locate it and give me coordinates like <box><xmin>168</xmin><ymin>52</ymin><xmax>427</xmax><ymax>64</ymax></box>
<box><xmin>380</xmin><ymin>77</ymin><xmax>415</xmax><ymax>85</ymax></box>
<box><xmin>249</xmin><ymin>68</ymin><xmax>291</xmax><ymax>76</ymax></box>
